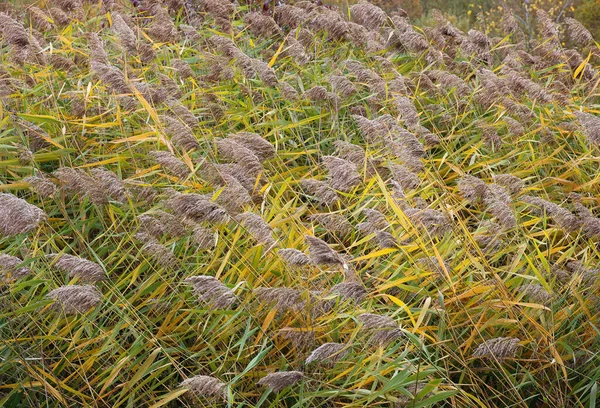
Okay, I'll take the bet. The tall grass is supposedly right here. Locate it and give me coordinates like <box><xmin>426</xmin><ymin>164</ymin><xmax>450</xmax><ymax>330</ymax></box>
<box><xmin>0</xmin><ymin>0</ymin><xmax>599</xmax><ymax>407</ymax></box>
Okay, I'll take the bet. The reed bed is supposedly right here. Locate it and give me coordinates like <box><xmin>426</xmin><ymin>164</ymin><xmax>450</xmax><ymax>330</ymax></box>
<box><xmin>0</xmin><ymin>0</ymin><xmax>599</xmax><ymax>406</ymax></box>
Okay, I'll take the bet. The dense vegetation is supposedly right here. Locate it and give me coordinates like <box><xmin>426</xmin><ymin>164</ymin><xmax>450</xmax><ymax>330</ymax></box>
<box><xmin>0</xmin><ymin>0</ymin><xmax>599</xmax><ymax>406</ymax></box>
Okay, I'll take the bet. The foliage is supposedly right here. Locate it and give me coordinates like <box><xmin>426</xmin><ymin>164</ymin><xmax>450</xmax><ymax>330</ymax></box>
<box><xmin>0</xmin><ymin>0</ymin><xmax>599</xmax><ymax>407</ymax></box>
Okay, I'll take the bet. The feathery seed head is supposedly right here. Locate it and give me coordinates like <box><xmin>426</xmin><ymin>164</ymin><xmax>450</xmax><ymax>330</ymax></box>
<box><xmin>305</xmin><ymin>235</ymin><xmax>344</xmax><ymax>265</ymax></box>
<box><xmin>258</xmin><ymin>371</ymin><xmax>303</xmax><ymax>391</ymax></box>
<box><xmin>305</xmin><ymin>342</ymin><xmax>348</xmax><ymax>364</ymax></box>
<box><xmin>185</xmin><ymin>275</ymin><xmax>236</xmax><ymax>309</ymax></box>
<box><xmin>47</xmin><ymin>285</ymin><xmax>102</xmax><ymax>314</ymax></box>
<box><xmin>278</xmin><ymin>327</ymin><xmax>316</xmax><ymax>349</ymax></box>
<box><xmin>49</xmin><ymin>254</ymin><xmax>106</xmax><ymax>283</ymax></box>
<box><xmin>0</xmin><ymin>193</ymin><xmax>46</xmax><ymax>237</ymax></box>
<box><xmin>0</xmin><ymin>254</ymin><xmax>30</xmax><ymax>281</ymax></box>
<box><xmin>236</xmin><ymin>212</ymin><xmax>275</xmax><ymax>247</ymax></box>
<box><xmin>180</xmin><ymin>375</ymin><xmax>227</xmax><ymax>400</ymax></box>
<box><xmin>150</xmin><ymin>151</ymin><xmax>191</xmax><ymax>179</ymax></box>
<box><xmin>278</xmin><ymin>248</ymin><xmax>312</xmax><ymax>267</ymax></box>
<box><xmin>472</xmin><ymin>337</ymin><xmax>520</xmax><ymax>359</ymax></box>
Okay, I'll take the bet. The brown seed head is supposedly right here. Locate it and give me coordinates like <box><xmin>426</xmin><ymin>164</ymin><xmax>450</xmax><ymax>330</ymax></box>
<box><xmin>258</xmin><ymin>371</ymin><xmax>303</xmax><ymax>391</ymax></box>
<box><xmin>472</xmin><ymin>337</ymin><xmax>520</xmax><ymax>359</ymax></box>
<box><xmin>180</xmin><ymin>375</ymin><xmax>227</xmax><ymax>400</ymax></box>
<box><xmin>185</xmin><ymin>275</ymin><xmax>236</xmax><ymax>309</ymax></box>
<box><xmin>47</xmin><ymin>285</ymin><xmax>102</xmax><ymax>314</ymax></box>
<box><xmin>0</xmin><ymin>193</ymin><xmax>46</xmax><ymax>237</ymax></box>
<box><xmin>49</xmin><ymin>253</ymin><xmax>106</xmax><ymax>283</ymax></box>
<box><xmin>305</xmin><ymin>342</ymin><xmax>348</xmax><ymax>364</ymax></box>
<box><xmin>0</xmin><ymin>254</ymin><xmax>30</xmax><ymax>281</ymax></box>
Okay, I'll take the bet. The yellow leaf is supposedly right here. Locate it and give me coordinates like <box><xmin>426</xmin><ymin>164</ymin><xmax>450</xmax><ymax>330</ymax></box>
<box><xmin>414</xmin><ymin>297</ymin><xmax>431</xmax><ymax>332</ymax></box>
<box><xmin>79</xmin><ymin>157</ymin><xmax>128</xmax><ymax>168</ymax></box>
<box><xmin>574</xmin><ymin>53</ymin><xmax>591</xmax><ymax>79</ymax></box>
<box><xmin>386</xmin><ymin>294</ymin><xmax>416</xmax><ymax>327</ymax></box>
<box><xmin>268</xmin><ymin>36</ymin><xmax>288</xmax><ymax>67</ymax></box>
<box><xmin>255</xmin><ymin>308</ymin><xmax>277</xmax><ymax>346</ymax></box>
<box><xmin>549</xmin><ymin>345</ymin><xmax>568</xmax><ymax>379</ymax></box>
<box><xmin>111</xmin><ymin>131</ymin><xmax>158</xmax><ymax>144</ymax></box>
<box><xmin>352</xmin><ymin>247</ymin><xmax>397</xmax><ymax>262</ymax></box>
<box><xmin>148</xmin><ymin>389</ymin><xmax>189</xmax><ymax>408</ymax></box>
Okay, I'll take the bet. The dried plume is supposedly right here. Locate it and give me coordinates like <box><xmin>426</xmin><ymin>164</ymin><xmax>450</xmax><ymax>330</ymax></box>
<box><xmin>395</xmin><ymin>96</ymin><xmax>420</xmax><ymax>129</ymax></box>
<box><xmin>170</xmin><ymin>60</ymin><xmax>193</xmax><ymax>82</ymax></box>
<box><xmin>404</xmin><ymin>207</ymin><xmax>451</xmax><ymax>236</ymax></box>
<box><xmin>90</xmin><ymin>61</ymin><xmax>131</xmax><ymax>94</ymax></box>
<box><xmin>150</xmin><ymin>151</ymin><xmax>191</xmax><ymax>178</ymax></box>
<box><xmin>28</xmin><ymin>7</ymin><xmax>53</xmax><ymax>32</ymax></box>
<box><xmin>161</xmin><ymin>115</ymin><xmax>199</xmax><ymax>151</ymax></box>
<box><xmin>333</xmin><ymin>141</ymin><xmax>365</xmax><ymax>167</ymax></box>
<box><xmin>16</xmin><ymin>119</ymin><xmax>51</xmax><ymax>152</ymax></box>
<box><xmin>328</xmin><ymin>75</ymin><xmax>357</xmax><ymax>98</ymax></box>
<box><xmin>388</xmin><ymin>164</ymin><xmax>420</xmax><ymax>191</ymax></box>
<box><xmin>484</xmin><ymin>184</ymin><xmax>517</xmax><ymax>229</ymax></box>
<box><xmin>330</xmin><ymin>281</ymin><xmax>367</xmax><ymax>302</ymax></box>
<box><xmin>301</xmin><ymin>179</ymin><xmax>339</xmax><ymax>207</ymax></box>
<box><xmin>258</xmin><ymin>371</ymin><xmax>303</xmax><ymax>391</ymax></box>
<box><xmin>574</xmin><ymin>111</ymin><xmax>600</xmax><ymax>145</ymax></box>
<box><xmin>536</xmin><ymin>10</ymin><xmax>559</xmax><ymax>43</ymax></box>
<box><xmin>352</xmin><ymin>115</ymin><xmax>386</xmax><ymax>144</ymax></box>
<box><xmin>492</xmin><ymin>174</ymin><xmax>524</xmax><ymax>196</ymax></box>
<box><xmin>166</xmin><ymin>99</ymin><xmax>198</xmax><ymax>129</ymax></box>
<box><xmin>521</xmin><ymin>195</ymin><xmax>579</xmax><ymax>232</ymax></box>
<box><xmin>350</xmin><ymin>1</ymin><xmax>387</xmax><ymax>31</ymax></box>
<box><xmin>416</xmin><ymin>256</ymin><xmax>451</xmax><ymax>279</ymax></box>
<box><xmin>244</xmin><ymin>12</ymin><xmax>281</xmax><ymax>39</ymax></box>
<box><xmin>112</xmin><ymin>13</ymin><xmax>137</xmax><ymax>54</ymax></box>
<box><xmin>322</xmin><ymin>156</ymin><xmax>361</xmax><ymax>192</ymax></box>
<box><xmin>520</xmin><ymin>283</ymin><xmax>551</xmax><ymax>304</ymax></box>
<box><xmin>564</xmin><ymin>18</ymin><xmax>593</xmax><ymax>46</ymax></box>
<box><xmin>0</xmin><ymin>193</ymin><xmax>46</xmax><ymax>237</ymax></box>
<box><xmin>159</xmin><ymin>74</ymin><xmax>182</xmax><ymax>99</ymax></box>
<box><xmin>185</xmin><ymin>275</ymin><xmax>236</xmax><ymax>309</ymax></box>
<box><xmin>49</xmin><ymin>55</ymin><xmax>76</xmax><ymax>71</ymax></box>
<box><xmin>215</xmin><ymin>174</ymin><xmax>252</xmax><ymax>214</ymax></box>
<box><xmin>250</xmin><ymin>58</ymin><xmax>278</xmax><ymax>86</ymax></box>
<box><xmin>472</xmin><ymin>337</ymin><xmax>520</xmax><ymax>360</ymax></box>
<box><xmin>49</xmin><ymin>7</ymin><xmax>70</xmax><ymax>26</ymax></box>
<box><xmin>228</xmin><ymin>132</ymin><xmax>275</xmax><ymax>162</ymax></box>
<box><xmin>359</xmin><ymin>313</ymin><xmax>403</xmax><ymax>346</ymax></box>
<box><xmin>197</xmin><ymin>0</ymin><xmax>235</xmax><ymax>20</ymax></box>
<box><xmin>163</xmin><ymin>190</ymin><xmax>229</xmax><ymax>225</ymax></box>
<box><xmin>274</xmin><ymin>5</ymin><xmax>306</xmax><ymax>28</ymax></box>
<box><xmin>90</xmin><ymin>168</ymin><xmax>128</xmax><ymax>203</ymax></box>
<box><xmin>137</xmin><ymin>210</ymin><xmax>187</xmax><ymax>239</ymax></box>
<box><xmin>305</xmin><ymin>235</ymin><xmax>344</xmax><ymax>265</ymax></box>
<box><xmin>135</xmin><ymin>232</ymin><xmax>178</xmax><ymax>268</ymax></box>
<box><xmin>24</xmin><ymin>174</ymin><xmax>57</xmax><ymax>198</ymax></box>
<box><xmin>236</xmin><ymin>212</ymin><xmax>275</xmax><ymax>247</ymax></box>
<box><xmin>187</xmin><ymin>222</ymin><xmax>217</xmax><ymax>250</ymax></box>
<box><xmin>305</xmin><ymin>342</ymin><xmax>348</xmax><ymax>365</ymax></box>
<box><xmin>53</xmin><ymin>167</ymin><xmax>107</xmax><ymax>204</ymax></box>
<box><xmin>49</xmin><ymin>254</ymin><xmax>106</xmax><ymax>283</ymax></box>
<box><xmin>0</xmin><ymin>254</ymin><xmax>30</xmax><ymax>281</ymax></box>
<box><xmin>254</xmin><ymin>287</ymin><xmax>304</xmax><ymax>312</ymax></box>
<box><xmin>308</xmin><ymin>9</ymin><xmax>348</xmax><ymax>41</ymax></box>
<box><xmin>278</xmin><ymin>327</ymin><xmax>316</xmax><ymax>350</ymax></box>
<box><xmin>180</xmin><ymin>375</ymin><xmax>227</xmax><ymax>401</ymax></box>
<box><xmin>278</xmin><ymin>248</ymin><xmax>312</xmax><ymax>267</ymax></box>
<box><xmin>215</xmin><ymin>138</ymin><xmax>263</xmax><ymax>176</ymax></box>
<box><xmin>573</xmin><ymin>202</ymin><xmax>600</xmax><ymax>238</ymax></box>
<box><xmin>0</xmin><ymin>12</ymin><xmax>29</xmax><ymax>47</ymax></box>
<box><xmin>47</xmin><ymin>285</ymin><xmax>102</xmax><ymax>314</ymax></box>
<box><xmin>308</xmin><ymin>213</ymin><xmax>352</xmax><ymax>237</ymax></box>
<box><xmin>148</xmin><ymin>7</ymin><xmax>177</xmax><ymax>43</ymax></box>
